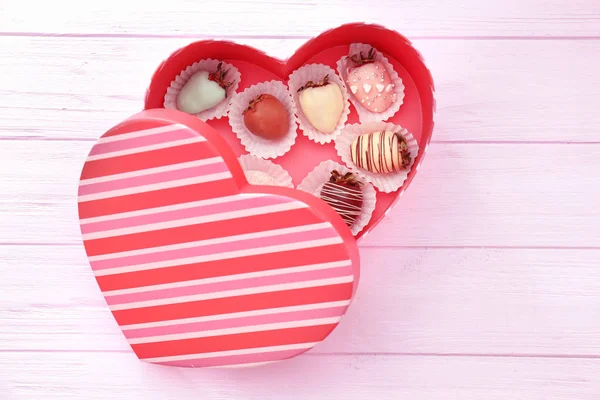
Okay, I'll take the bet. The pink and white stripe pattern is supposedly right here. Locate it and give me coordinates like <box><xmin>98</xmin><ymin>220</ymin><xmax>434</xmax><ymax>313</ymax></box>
<box><xmin>78</xmin><ymin>121</ymin><xmax>356</xmax><ymax>368</ymax></box>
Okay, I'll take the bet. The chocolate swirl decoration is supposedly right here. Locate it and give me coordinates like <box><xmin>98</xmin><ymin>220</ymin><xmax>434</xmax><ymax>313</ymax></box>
<box><xmin>350</xmin><ymin>130</ymin><xmax>411</xmax><ymax>174</ymax></box>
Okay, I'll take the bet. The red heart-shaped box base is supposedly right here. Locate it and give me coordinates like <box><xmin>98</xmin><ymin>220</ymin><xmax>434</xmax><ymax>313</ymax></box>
<box><xmin>78</xmin><ymin>23</ymin><xmax>434</xmax><ymax>369</ymax></box>
<box><xmin>146</xmin><ymin>23</ymin><xmax>435</xmax><ymax>240</ymax></box>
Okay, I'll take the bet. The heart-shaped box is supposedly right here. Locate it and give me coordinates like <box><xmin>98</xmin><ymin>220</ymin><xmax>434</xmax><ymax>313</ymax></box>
<box><xmin>77</xmin><ymin>23</ymin><xmax>434</xmax><ymax>368</ymax></box>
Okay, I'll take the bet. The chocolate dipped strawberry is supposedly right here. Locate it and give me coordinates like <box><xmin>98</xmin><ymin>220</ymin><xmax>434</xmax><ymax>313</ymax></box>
<box><xmin>319</xmin><ymin>170</ymin><xmax>363</xmax><ymax>227</ymax></box>
<box><xmin>176</xmin><ymin>62</ymin><xmax>233</xmax><ymax>114</ymax></box>
<box><xmin>345</xmin><ymin>48</ymin><xmax>395</xmax><ymax>113</ymax></box>
<box><xmin>297</xmin><ymin>75</ymin><xmax>344</xmax><ymax>134</ymax></box>
<box><xmin>350</xmin><ymin>130</ymin><xmax>411</xmax><ymax>174</ymax></box>
<box><xmin>243</xmin><ymin>94</ymin><xmax>290</xmax><ymax>140</ymax></box>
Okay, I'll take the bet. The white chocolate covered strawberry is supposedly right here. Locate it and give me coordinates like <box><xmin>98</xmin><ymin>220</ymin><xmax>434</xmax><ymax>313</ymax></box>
<box><xmin>345</xmin><ymin>48</ymin><xmax>395</xmax><ymax>113</ymax></box>
<box><xmin>177</xmin><ymin>62</ymin><xmax>233</xmax><ymax>114</ymax></box>
<box><xmin>297</xmin><ymin>75</ymin><xmax>344</xmax><ymax>134</ymax></box>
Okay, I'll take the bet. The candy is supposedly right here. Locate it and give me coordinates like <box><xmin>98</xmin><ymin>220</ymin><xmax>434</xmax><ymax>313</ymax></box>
<box><xmin>319</xmin><ymin>170</ymin><xmax>363</xmax><ymax>227</ymax></box>
<box><xmin>176</xmin><ymin>63</ymin><xmax>233</xmax><ymax>114</ymax></box>
<box><xmin>242</xmin><ymin>94</ymin><xmax>290</xmax><ymax>140</ymax></box>
<box><xmin>297</xmin><ymin>75</ymin><xmax>344</xmax><ymax>134</ymax></box>
<box><xmin>346</xmin><ymin>48</ymin><xmax>394</xmax><ymax>113</ymax></box>
<box><xmin>350</xmin><ymin>130</ymin><xmax>411</xmax><ymax>174</ymax></box>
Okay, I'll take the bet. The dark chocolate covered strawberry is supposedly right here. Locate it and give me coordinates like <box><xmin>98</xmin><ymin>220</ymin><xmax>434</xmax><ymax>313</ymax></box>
<box><xmin>319</xmin><ymin>170</ymin><xmax>363</xmax><ymax>227</ymax></box>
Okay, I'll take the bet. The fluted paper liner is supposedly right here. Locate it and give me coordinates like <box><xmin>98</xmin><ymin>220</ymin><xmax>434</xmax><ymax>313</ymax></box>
<box><xmin>337</xmin><ymin>43</ymin><xmax>405</xmax><ymax>123</ymax></box>
<box><xmin>298</xmin><ymin>160</ymin><xmax>376</xmax><ymax>236</ymax></box>
<box><xmin>164</xmin><ymin>59</ymin><xmax>241</xmax><ymax>121</ymax></box>
<box><xmin>288</xmin><ymin>64</ymin><xmax>351</xmax><ymax>144</ymax></box>
<box><xmin>335</xmin><ymin>122</ymin><xmax>419</xmax><ymax>193</ymax></box>
<box><xmin>238</xmin><ymin>154</ymin><xmax>294</xmax><ymax>188</ymax></box>
<box><xmin>228</xmin><ymin>81</ymin><xmax>298</xmax><ymax>159</ymax></box>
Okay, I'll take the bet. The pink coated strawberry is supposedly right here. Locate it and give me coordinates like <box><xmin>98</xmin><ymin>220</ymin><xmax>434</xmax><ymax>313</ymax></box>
<box><xmin>345</xmin><ymin>48</ymin><xmax>396</xmax><ymax>113</ymax></box>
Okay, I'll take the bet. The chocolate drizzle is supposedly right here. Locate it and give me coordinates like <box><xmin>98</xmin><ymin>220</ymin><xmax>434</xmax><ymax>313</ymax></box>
<box><xmin>351</xmin><ymin>131</ymin><xmax>411</xmax><ymax>173</ymax></box>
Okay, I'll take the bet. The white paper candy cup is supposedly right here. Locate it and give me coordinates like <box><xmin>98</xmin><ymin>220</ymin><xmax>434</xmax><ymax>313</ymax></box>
<box><xmin>336</xmin><ymin>44</ymin><xmax>405</xmax><ymax>123</ymax></box>
<box><xmin>164</xmin><ymin>59</ymin><xmax>241</xmax><ymax>121</ymax></box>
<box><xmin>288</xmin><ymin>64</ymin><xmax>351</xmax><ymax>144</ymax></box>
<box><xmin>297</xmin><ymin>160</ymin><xmax>376</xmax><ymax>236</ymax></box>
<box><xmin>228</xmin><ymin>81</ymin><xmax>298</xmax><ymax>159</ymax></box>
<box><xmin>334</xmin><ymin>122</ymin><xmax>419</xmax><ymax>193</ymax></box>
<box><xmin>238</xmin><ymin>154</ymin><xmax>294</xmax><ymax>188</ymax></box>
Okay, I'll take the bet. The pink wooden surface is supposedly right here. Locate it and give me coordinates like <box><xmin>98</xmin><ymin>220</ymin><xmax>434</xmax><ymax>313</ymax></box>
<box><xmin>1</xmin><ymin>1</ymin><xmax>600</xmax><ymax>398</ymax></box>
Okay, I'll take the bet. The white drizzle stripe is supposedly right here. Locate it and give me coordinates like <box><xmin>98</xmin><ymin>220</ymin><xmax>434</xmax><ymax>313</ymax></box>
<box><xmin>128</xmin><ymin>317</ymin><xmax>342</xmax><ymax>344</ymax></box>
<box><xmin>79</xmin><ymin>158</ymin><xmax>223</xmax><ymax>186</ymax></box>
<box><xmin>109</xmin><ymin>275</ymin><xmax>353</xmax><ymax>310</ymax></box>
<box><xmin>142</xmin><ymin>342</ymin><xmax>318</xmax><ymax>363</ymax></box>
<box><xmin>77</xmin><ymin>172</ymin><xmax>232</xmax><ymax>202</ymax></box>
<box><xmin>121</xmin><ymin>300</ymin><xmax>351</xmax><ymax>331</ymax></box>
<box><xmin>320</xmin><ymin>183</ymin><xmax>363</xmax><ymax>226</ymax></box>
<box><xmin>94</xmin><ymin>237</ymin><xmax>345</xmax><ymax>277</ymax></box>
<box><xmin>86</xmin><ymin>136</ymin><xmax>206</xmax><ymax>161</ymax></box>
<box><xmin>79</xmin><ymin>193</ymin><xmax>266</xmax><ymax>225</ymax></box>
<box><xmin>82</xmin><ymin>201</ymin><xmax>307</xmax><ymax>241</ymax></box>
<box><xmin>97</xmin><ymin>124</ymin><xmax>187</xmax><ymax>144</ymax></box>
<box><xmin>91</xmin><ymin>222</ymin><xmax>332</xmax><ymax>262</ymax></box>
<box><xmin>102</xmin><ymin>258</ymin><xmax>350</xmax><ymax>298</ymax></box>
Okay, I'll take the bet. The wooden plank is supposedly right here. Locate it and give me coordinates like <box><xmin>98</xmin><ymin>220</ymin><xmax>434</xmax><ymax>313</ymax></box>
<box><xmin>2</xmin><ymin>37</ymin><xmax>600</xmax><ymax>142</ymax></box>
<box><xmin>2</xmin><ymin>246</ymin><xmax>600</xmax><ymax>355</ymax></box>
<box><xmin>0</xmin><ymin>140</ymin><xmax>598</xmax><ymax>247</ymax></box>
<box><xmin>1</xmin><ymin>352</ymin><xmax>598</xmax><ymax>399</ymax></box>
<box><xmin>2</xmin><ymin>0</ymin><xmax>600</xmax><ymax>37</ymax></box>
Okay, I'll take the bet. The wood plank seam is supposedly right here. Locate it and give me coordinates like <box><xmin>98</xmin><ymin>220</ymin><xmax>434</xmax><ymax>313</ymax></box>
<box><xmin>3</xmin><ymin>33</ymin><xmax>600</xmax><ymax>40</ymax></box>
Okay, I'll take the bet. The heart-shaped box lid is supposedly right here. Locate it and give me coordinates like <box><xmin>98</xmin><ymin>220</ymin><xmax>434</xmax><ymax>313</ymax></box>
<box><xmin>78</xmin><ymin>108</ymin><xmax>360</xmax><ymax>368</ymax></box>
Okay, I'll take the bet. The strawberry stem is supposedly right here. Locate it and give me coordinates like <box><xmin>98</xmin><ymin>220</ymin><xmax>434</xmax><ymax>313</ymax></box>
<box><xmin>242</xmin><ymin>94</ymin><xmax>265</xmax><ymax>115</ymax></box>
<box><xmin>297</xmin><ymin>74</ymin><xmax>330</xmax><ymax>92</ymax></box>
<box><xmin>208</xmin><ymin>62</ymin><xmax>234</xmax><ymax>96</ymax></box>
<box><xmin>347</xmin><ymin>47</ymin><xmax>376</xmax><ymax>66</ymax></box>
<box><xmin>395</xmin><ymin>133</ymin><xmax>412</xmax><ymax>167</ymax></box>
<box><xmin>329</xmin><ymin>170</ymin><xmax>362</xmax><ymax>188</ymax></box>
